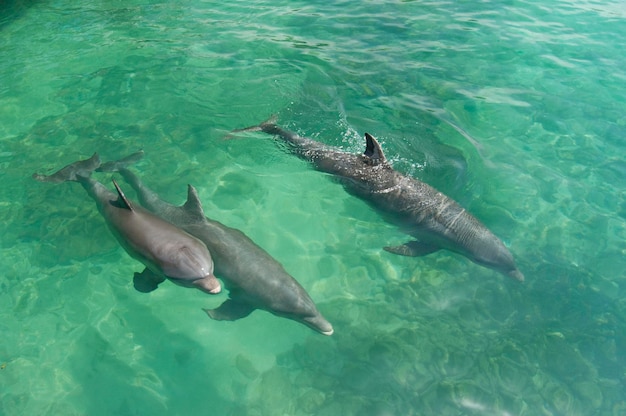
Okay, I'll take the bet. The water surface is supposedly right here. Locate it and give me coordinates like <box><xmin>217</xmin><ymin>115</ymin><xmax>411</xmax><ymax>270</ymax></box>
<box><xmin>1</xmin><ymin>0</ymin><xmax>626</xmax><ymax>414</ymax></box>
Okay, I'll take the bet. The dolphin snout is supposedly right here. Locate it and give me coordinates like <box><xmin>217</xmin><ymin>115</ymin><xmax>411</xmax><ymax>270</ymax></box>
<box><xmin>194</xmin><ymin>274</ymin><xmax>222</xmax><ymax>294</ymax></box>
<box><xmin>304</xmin><ymin>315</ymin><xmax>334</xmax><ymax>336</ymax></box>
<box><xmin>205</xmin><ymin>274</ymin><xmax>222</xmax><ymax>294</ymax></box>
<box><xmin>508</xmin><ymin>269</ymin><xmax>524</xmax><ymax>282</ymax></box>
<box><xmin>321</xmin><ymin>327</ymin><xmax>334</xmax><ymax>336</ymax></box>
<box><xmin>207</xmin><ymin>284</ymin><xmax>221</xmax><ymax>294</ymax></box>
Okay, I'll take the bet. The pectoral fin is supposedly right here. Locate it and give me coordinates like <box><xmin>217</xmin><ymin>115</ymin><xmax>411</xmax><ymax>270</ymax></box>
<box><xmin>203</xmin><ymin>299</ymin><xmax>255</xmax><ymax>321</ymax></box>
<box><xmin>384</xmin><ymin>241</ymin><xmax>440</xmax><ymax>257</ymax></box>
<box><xmin>133</xmin><ymin>268</ymin><xmax>166</xmax><ymax>293</ymax></box>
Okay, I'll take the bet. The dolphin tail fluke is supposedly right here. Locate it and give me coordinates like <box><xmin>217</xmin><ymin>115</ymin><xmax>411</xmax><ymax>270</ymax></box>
<box><xmin>32</xmin><ymin>153</ymin><xmax>101</xmax><ymax>183</ymax></box>
<box><xmin>225</xmin><ymin>115</ymin><xmax>279</xmax><ymax>139</ymax></box>
<box><xmin>97</xmin><ymin>150</ymin><xmax>144</xmax><ymax>173</ymax></box>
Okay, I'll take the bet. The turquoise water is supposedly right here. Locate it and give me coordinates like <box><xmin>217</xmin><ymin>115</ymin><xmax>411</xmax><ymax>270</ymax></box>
<box><xmin>2</xmin><ymin>0</ymin><xmax>626</xmax><ymax>414</ymax></box>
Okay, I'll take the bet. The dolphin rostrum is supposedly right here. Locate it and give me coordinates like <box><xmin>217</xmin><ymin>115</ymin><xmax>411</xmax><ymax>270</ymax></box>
<box><xmin>232</xmin><ymin>119</ymin><xmax>524</xmax><ymax>282</ymax></box>
<box><xmin>98</xmin><ymin>156</ymin><xmax>333</xmax><ymax>335</ymax></box>
<box><xmin>33</xmin><ymin>153</ymin><xmax>221</xmax><ymax>295</ymax></box>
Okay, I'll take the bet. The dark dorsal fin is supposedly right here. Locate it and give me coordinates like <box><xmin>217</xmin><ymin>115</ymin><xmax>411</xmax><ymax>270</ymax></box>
<box><xmin>182</xmin><ymin>184</ymin><xmax>206</xmax><ymax>220</ymax></box>
<box><xmin>364</xmin><ymin>133</ymin><xmax>386</xmax><ymax>164</ymax></box>
<box><xmin>112</xmin><ymin>178</ymin><xmax>134</xmax><ymax>211</ymax></box>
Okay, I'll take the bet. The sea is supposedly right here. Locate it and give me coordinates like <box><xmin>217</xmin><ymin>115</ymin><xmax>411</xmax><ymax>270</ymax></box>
<box><xmin>1</xmin><ymin>0</ymin><xmax>625</xmax><ymax>415</ymax></box>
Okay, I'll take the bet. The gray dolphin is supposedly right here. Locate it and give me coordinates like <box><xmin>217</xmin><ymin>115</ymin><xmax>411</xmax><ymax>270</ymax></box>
<box><xmin>98</xmin><ymin>157</ymin><xmax>333</xmax><ymax>335</ymax></box>
<box><xmin>33</xmin><ymin>154</ymin><xmax>221</xmax><ymax>294</ymax></box>
<box><xmin>232</xmin><ymin>119</ymin><xmax>524</xmax><ymax>282</ymax></box>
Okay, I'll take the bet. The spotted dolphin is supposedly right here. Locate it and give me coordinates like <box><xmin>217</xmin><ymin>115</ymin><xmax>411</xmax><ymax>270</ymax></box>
<box><xmin>98</xmin><ymin>156</ymin><xmax>333</xmax><ymax>335</ymax></box>
<box><xmin>33</xmin><ymin>153</ymin><xmax>221</xmax><ymax>294</ymax></box>
<box><xmin>232</xmin><ymin>119</ymin><xmax>524</xmax><ymax>282</ymax></box>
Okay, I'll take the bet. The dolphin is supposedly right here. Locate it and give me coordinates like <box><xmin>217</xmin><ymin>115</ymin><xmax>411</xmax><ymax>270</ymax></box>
<box><xmin>33</xmin><ymin>153</ymin><xmax>221</xmax><ymax>294</ymax></box>
<box><xmin>98</xmin><ymin>156</ymin><xmax>333</xmax><ymax>335</ymax></box>
<box><xmin>231</xmin><ymin>119</ymin><xmax>524</xmax><ymax>282</ymax></box>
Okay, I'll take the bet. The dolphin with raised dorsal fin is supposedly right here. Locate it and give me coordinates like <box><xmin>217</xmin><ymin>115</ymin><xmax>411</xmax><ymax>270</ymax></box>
<box><xmin>98</xmin><ymin>158</ymin><xmax>333</xmax><ymax>335</ymax></box>
<box><xmin>33</xmin><ymin>153</ymin><xmax>221</xmax><ymax>295</ymax></box>
<box><xmin>232</xmin><ymin>119</ymin><xmax>524</xmax><ymax>282</ymax></box>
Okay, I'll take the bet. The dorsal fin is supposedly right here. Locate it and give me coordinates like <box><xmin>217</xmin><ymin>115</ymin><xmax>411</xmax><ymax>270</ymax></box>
<box><xmin>112</xmin><ymin>178</ymin><xmax>134</xmax><ymax>211</ymax></box>
<box><xmin>182</xmin><ymin>184</ymin><xmax>206</xmax><ymax>220</ymax></box>
<box><xmin>364</xmin><ymin>133</ymin><xmax>386</xmax><ymax>164</ymax></box>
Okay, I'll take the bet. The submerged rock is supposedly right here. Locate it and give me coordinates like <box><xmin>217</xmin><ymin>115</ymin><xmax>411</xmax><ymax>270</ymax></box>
<box><xmin>235</xmin><ymin>354</ymin><xmax>259</xmax><ymax>380</ymax></box>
